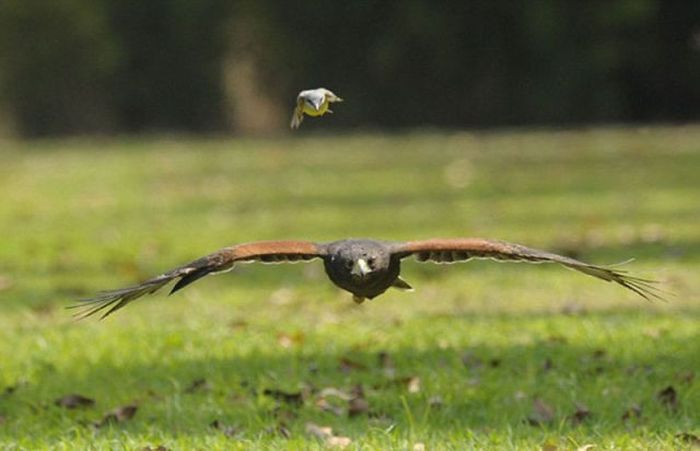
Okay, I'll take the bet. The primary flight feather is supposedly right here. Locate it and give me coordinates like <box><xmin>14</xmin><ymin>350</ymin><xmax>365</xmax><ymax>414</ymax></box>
<box><xmin>71</xmin><ymin>238</ymin><xmax>663</xmax><ymax>319</ymax></box>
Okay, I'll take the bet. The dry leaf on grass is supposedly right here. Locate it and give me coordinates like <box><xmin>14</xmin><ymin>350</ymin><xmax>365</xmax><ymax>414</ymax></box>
<box><xmin>461</xmin><ymin>351</ymin><xmax>483</xmax><ymax>369</ymax></box>
<box><xmin>428</xmin><ymin>395</ymin><xmax>444</xmax><ymax>409</ymax></box>
<box><xmin>527</xmin><ymin>398</ymin><xmax>555</xmax><ymax>426</ymax></box>
<box><xmin>327</xmin><ymin>436</ymin><xmax>352</xmax><ymax>448</ymax></box>
<box><xmin>96</xmin><ymin>404</ymin><xmax>138</xmax><ymax>427</ymax></box>
<box><xmin>621</xmin><ymin>404</ymin><xmax>642</xmax><ymax>422</ymax></box>
<box><xmin>277</xmin><ymin>331</ymin><xmax>305</xmax><ymax>348</ymax></box>
<box><xmin>55</xmin><ymin>394</ymin><xmax>95</xmax><ymax>409</ymax></box>
<box><xmin>210</xmin><ymin>419</ymin><xmax>240</xmax><ymax>438</ymax></box>
<box><xmin>318</xmin><ymin>387</ymin><xmax>353</xmax><ymax>401</ymax></box>
<box><xmin>265</xmin><ymin>423</ymin><xmax>291</xmax><ymax>438</ymax></box>
<box><xmin>305</xmin><ymin>422</ymin><xmax>352</xmax><ymax>449</ymax></box>
<box><xmin>676</xmin><ymin>370</ymin><xmax>695</xmax><ymax>385</ymax></box>
<box><xmin>348</xmin><ymin>396</ymin><xmax>370</xmax><ymax>417</ymax></box>
<box><xmin>657</xmin><ymin>385</ymin><xmax>679</xmax><ymax>411</ymax></box>
<box><xmin>184</xmin><ymin>378</ymin><xmax>210</xmax><ymax>394</ymax></box>
<box><xmin>263</xmin><ymin>388</ymin><xmax>304</xmax><ymax>406</ymax></box>
<box><xmin>339</xmin><ymin>357</ymin><xmax>367</xmax><ymax>373</ymax></box>
<box><xmin>315</xmin><ymin>397</ymin><xmax>345</xmax><ymax>416</ymax></box>
<box><xmin>569</xmin><ymin>404</ymin><xmax>592</xmax><ymax>425</ymax></box>
<box><xmin>406</xmin><ymin>376</ymin><xmax>421</xmax><ymax>394</ymax></box>
<box><xmin>378</xmin><ymin>351</ymin><xmax>394</xmax><ymax>369</ymax></box>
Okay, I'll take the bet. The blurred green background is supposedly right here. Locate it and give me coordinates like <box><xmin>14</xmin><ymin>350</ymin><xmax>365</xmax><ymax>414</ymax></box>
<box><xmin>0</xmin><ymin>0</ymin><xmax>699</xmax><ymax>136</ymax></box>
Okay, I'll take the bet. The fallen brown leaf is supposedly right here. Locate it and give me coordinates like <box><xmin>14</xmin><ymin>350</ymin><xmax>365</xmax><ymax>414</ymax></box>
<box><xmin>592</xmin><ymin>349</ymin><xmax>606</xmax><ymax>359</ymax></box>
<box><xmin>339</xmin><ymin>357</ymin><xmax>367</xmax><ymax>373</ymax></box>
<box><xmin>305</xmin><ymin>422</ymin><xmax>333</xmax><ymax>439</ymax></box>
<box><xmin>569</xmin><ymin>404</ymin><xmax>592</xmax><ymax>425</ymax></box>
<box><xmin>407</xmin><ymin>376</ymin><xmax>421</xmax><ymax>394</ymax></box>
<box><xmin>265</xmin><ymin>422</ymin><xmax>291</xmax><ymax>438</ymax></box>
<box><xmin>542</xmin><ymin>358</ymin><xmax>554</xmax><ymax>371</ymax></box>
<box><xmin>676</xmin><ymin>370</ymin><xmax>695</xmax><ymax>385</ymax></box>
<box><xmin>348</xmin><ymin>396</ymin><xmax>370</xmax><ymax>417</ymax></box>
<box><xmin>461</xmin><ymin>351</ymin><xmax>483</xmax><ymax>369</ymax></box>
<box><xmin>228</xmin><ymin>319</ymin><xmax>248</xmax><ymax>330</ymax></box>
<box><xmin>277</xmin><ymin>331</ymin><xmax>305</xmax><ymax>348</ymax></box>
<box><xmin>210</xmin><ymin>419</ymin><xmax>240</xmax><ymax>438</ymax></box>
<box><xmin>541</xmin><ymin>442</ymin><xmax>558</xmax><ymax>451</ymax></box>
<box><xmin>657</xmin><ymin>385</ymin><xmax>679</xmax><ymax>411</ymax></box>
<box><xmin>263</xmin><ymin>388</ymin><xmax>304</xmax><ymax>406</ymax></box>
<box><xmin>621</xmin><ymin>404</ymin><xmax>642</xmax><ymax>421</ymax></box>
<box><xmin>3</xmin><ymin>385</ymin><xmax>18</xmax><ymax>396</ymax></box>
<box><xmin>55</xmin><ymin>394</ymin><xmax>95</xmax><ymax>409</ymax></box>
<box><xmin>318</xmin><ymin>387</ymin><xmax>353</xmax><ymax>401</ymax></box>
<box><xmin>528</xmin><ymin>398</ymin><xmax>555</xmax><ymax>426</ymax></box>
<box><xmin>97</xmin><ymin>404</ymin><xmax>138</xmax><ymax>427</ymax></box>
<box><xmin>428</xmin><ymin>395</ymin><xmax>444</xmax><ymax>408</ymax></box>
<box><xmin>378</xmin><ymin>351</ymin><xmax>394</xmax><ymax>369</ymax></box>
<box><xmin>327</xmin><ymin>435</ymin><xmax>352</xmax><ymax>449</ymax></box>
<box><xmin>305</xmin><ymin>422</ymin><xmax>352</xmax><ymax>448</ymax></box>
<box><xmin>315</xmin><ymin>397</ymin><xmax>344</xmax><ymax>416</ymax></box>
<box><xmin>184</xmin><ymin>378</ymin><xmax>210</xmax><ymax>394</ymax></box>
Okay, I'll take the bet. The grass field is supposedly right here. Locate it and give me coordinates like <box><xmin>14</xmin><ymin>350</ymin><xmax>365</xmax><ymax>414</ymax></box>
<box><xmin>0</xmin><ymin>126</ymin><xmax>698</xmax><ymax>449</ymax></box>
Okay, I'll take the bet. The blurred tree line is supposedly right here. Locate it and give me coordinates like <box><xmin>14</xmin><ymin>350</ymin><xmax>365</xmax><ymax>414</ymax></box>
<box><xmin>0</xmin><ymin>0</ymin><xmax>698</xmax><ymax>137</ymax></box>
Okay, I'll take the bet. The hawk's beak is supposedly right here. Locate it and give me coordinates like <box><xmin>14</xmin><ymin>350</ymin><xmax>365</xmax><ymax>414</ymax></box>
<box><xmin>351</xmin><ymin>258</ymin><xmax>371</xmax><ymax>279</ymax></box>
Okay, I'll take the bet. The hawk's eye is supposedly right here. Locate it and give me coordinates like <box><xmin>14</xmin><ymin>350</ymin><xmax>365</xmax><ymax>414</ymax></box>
<box><xmin>367</xmin><ymin>257</ymin><xmax>376</xmax><ymax>267</ymax></box>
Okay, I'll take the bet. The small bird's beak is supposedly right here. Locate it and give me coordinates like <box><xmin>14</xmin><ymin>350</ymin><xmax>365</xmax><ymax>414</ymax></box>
<box><xmin>304</xmin><ymin>99</ymin><xmax>321</xmax><ymax>111</ymax></box>
<box><xmin>351</xmin><ymin>258</ymin><xmax>371</xmax><ymax>279</ymax></box>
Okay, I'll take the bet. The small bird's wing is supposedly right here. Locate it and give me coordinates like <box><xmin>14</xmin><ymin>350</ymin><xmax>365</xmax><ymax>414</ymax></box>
<box><xmin>390</xmin><ymin>238</ymin><xmax>664</xmax><ymax>301</ymax></box>
<box><xmin>290</xmin><ymin>97</ymin><xmax>305</xmax><ymax>129</ymax></box>
<box><xmin>71</xmin><ymin>241</ymin><xmax>326</xmax><ymax>319</ymax></box>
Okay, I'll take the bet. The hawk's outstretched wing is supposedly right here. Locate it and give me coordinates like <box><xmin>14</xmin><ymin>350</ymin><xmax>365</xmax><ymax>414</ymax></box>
<box><xmin>71</xmin><ymin>241</ymin><xmax>326</xmax><ymax>319</ymax></box>
<box><xmin>390</xmin><ymin>238</ymin><xmax>664</xmax><ymax>301</ymax></box>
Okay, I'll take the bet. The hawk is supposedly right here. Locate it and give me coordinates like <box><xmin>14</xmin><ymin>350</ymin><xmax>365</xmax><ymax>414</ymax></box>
<box><xmin>72</xmin><ymin>238</ymin><xmax>662</xmax><ymax>319</ymax></box>
<box><xmin>290</xmin><ymin>88</ymin><xmax>343</xmax><ymax>129</ymax></box>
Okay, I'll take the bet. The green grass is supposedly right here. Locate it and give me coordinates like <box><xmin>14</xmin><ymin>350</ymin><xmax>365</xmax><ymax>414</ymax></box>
<box><xmin>0</xmin><ymin>126</ymin><xmax>698</xmax><ymax>449</ymax></box>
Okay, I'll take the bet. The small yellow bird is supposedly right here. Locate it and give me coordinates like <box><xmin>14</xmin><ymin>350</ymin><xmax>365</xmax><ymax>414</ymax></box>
<box><xmin>290</xmin><ymin>88</ymin><xmax>343</xmax><ymax>129</ymax></box>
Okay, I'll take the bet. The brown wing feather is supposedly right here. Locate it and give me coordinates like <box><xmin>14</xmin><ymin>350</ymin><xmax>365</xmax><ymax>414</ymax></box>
<box><xmin>71</xmin><ymin>240</ymin><xmax>325</xmax><ymax>319</ymax></box>
<box><xmin>391</xmin><ymin>238</ymin><xmax>664</xmax><ymax>301</ymax></box>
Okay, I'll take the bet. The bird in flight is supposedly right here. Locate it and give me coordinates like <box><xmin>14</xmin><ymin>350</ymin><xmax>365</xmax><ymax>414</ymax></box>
<box><xmin>72</xmin><ymin>238</ymin><xmax>662</xmax><ymax>319</ymax></box>
<box><xmin>290</xmin><ymin>88</ymin><xmax>343</xmax><ymax>129</ymax></box>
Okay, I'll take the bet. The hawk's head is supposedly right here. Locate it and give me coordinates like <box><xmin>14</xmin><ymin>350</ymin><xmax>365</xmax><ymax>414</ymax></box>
<box><xmin>326</xmin><ymin>240</ymin><xmax>392</xmax><ymax>283</ymax></box>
